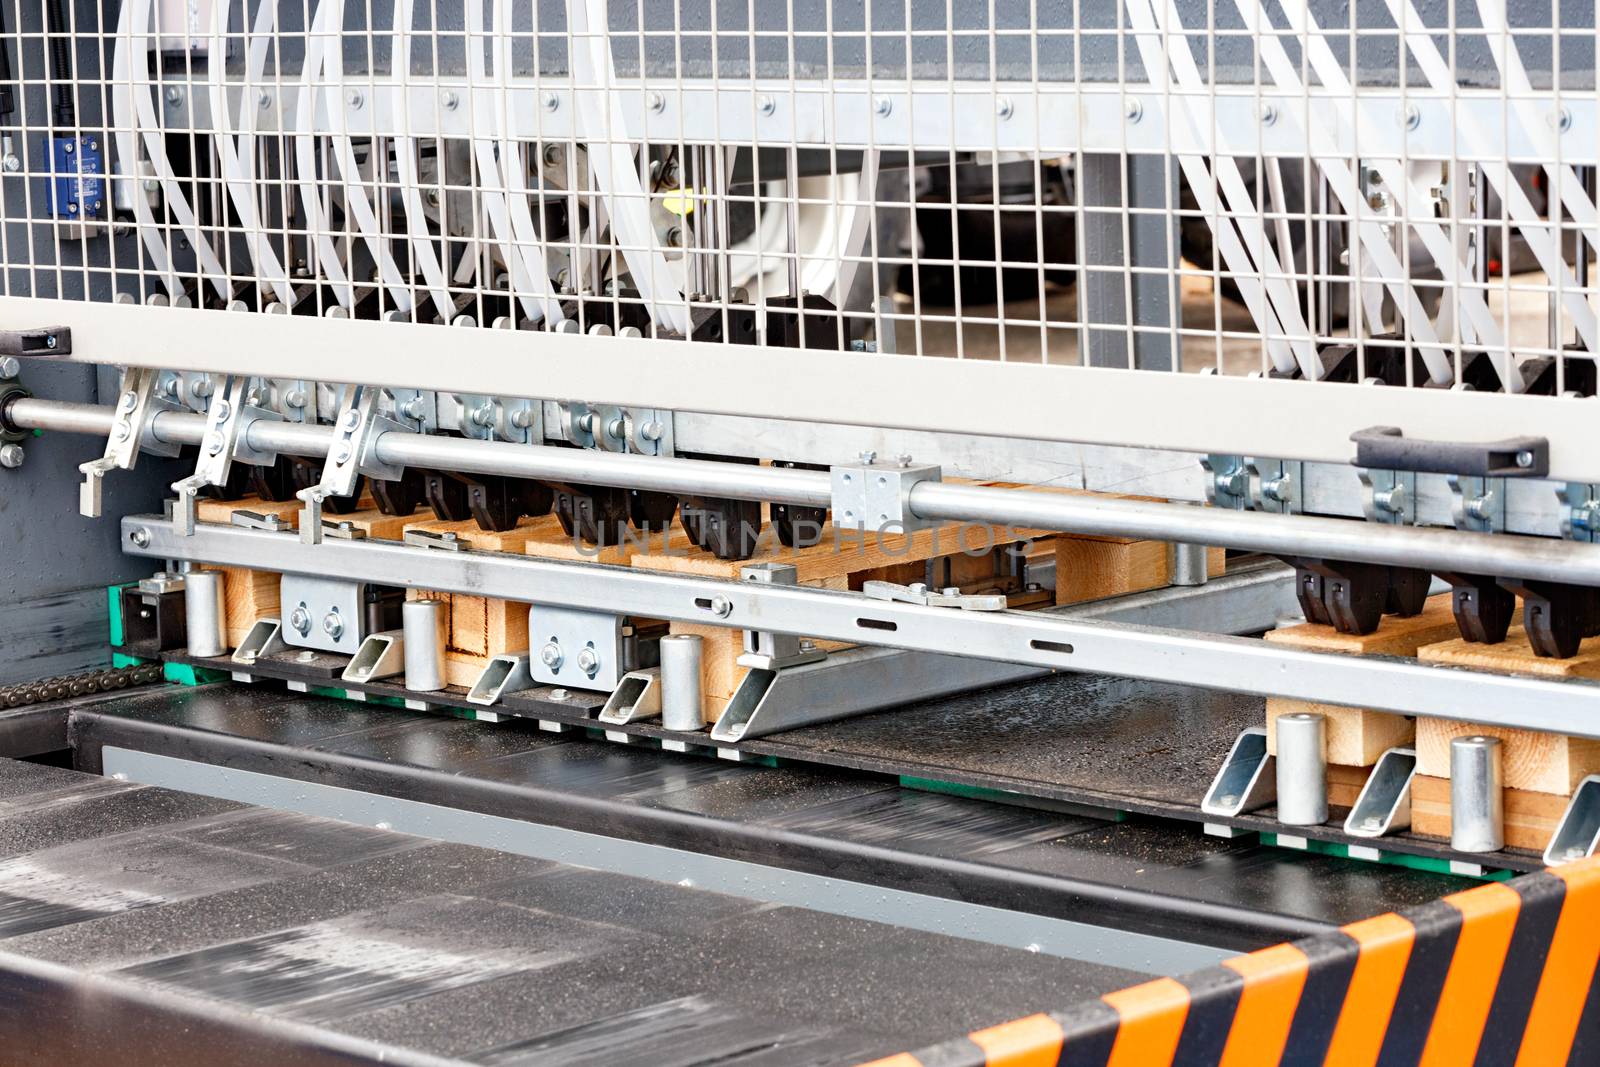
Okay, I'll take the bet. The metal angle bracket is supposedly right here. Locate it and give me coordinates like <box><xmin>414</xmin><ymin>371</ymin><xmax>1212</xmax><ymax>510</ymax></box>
<box><xmin>1344</xmin><ymin>746</ymin><xmax>1416</xmax><ymax>837</ymax></box>
<box><xmin>467</xmin><ymin>652</ymin><xmax>532</xmax><ymax>706</ymax></box>
<box><xmin>79</xmin><ymin>366</ymin><xmax>181</xmax><ymax>518</ymax></box>
<box><xmin>1544</xmin><ymin>774</ymin><xmax>1600</xmax><ymax>867</ymax></box>
<box><xmin>598</xmin><ymin>667</ymin><xmax>663</xmax><ymax>724</ymax></box>
<box><xmin>531</xmin><ymin>605</ymin><xmax>632</xmax><ymax>690</ymax></box>
<box><xmin>231</xmin><ymin>618</ymin><xmax>287</xmax><ymax>666</ymax></box>
<box><xmin>403</xmin><ymin>529</ymin><xmax>465</xmax><ymax>551</ymax></box>
<box><xmin>343</xmin><ymin>630</ymin><xmax>406</xmax><ymax>683</ymax></box>
<box><xmin>1201</xmin><ymin>728</ymin><xmax>1277</xmax><ymax>818</ymax></box>
<box><xmin>171</xmin><ymin>375</ymin><xmax>254</xmax><ymax>535</ymax></box>
<box><xmin>738</xmin><ymin>563</ymin><xmax>827</xmax><ymax>669</ymax></box>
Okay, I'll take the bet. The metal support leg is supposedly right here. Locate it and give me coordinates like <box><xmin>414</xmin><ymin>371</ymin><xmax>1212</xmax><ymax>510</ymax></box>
<box><xmin>1080</xmin><ymin>153</ymin><xmax>1177</xmax><ymax>371</ymax></box>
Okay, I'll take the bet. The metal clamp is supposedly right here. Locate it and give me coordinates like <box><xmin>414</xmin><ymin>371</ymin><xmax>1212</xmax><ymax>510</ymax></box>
<box><xmin>831</xmin><ymin>456</ymin><xmax>941</xmax><ymax>532</ymax></box>
<box><xmin>298</xmin><ymin>385</ymin><xmax>403</xmax><ymax>543</ymax></box>
<box><xmin>172</xmin><ymin>376</ymin><xmax>256</xmax><ymax>535</ymax></box>
<box><xmin>1247</xmin><ymin>457</ymin><xmax>1301</xmax><ymax>514</ymax></box>
<box><xmin>322</xmin><ymin>519</ymin><xmax>367</xmax><ymax>540</ymax></box>
<box><xmin>79</xmin><ymin>367</ymin><xmax>180</xmax><ymax>518</ymax></box>
<box><xmin>229</xmin><ymin>509</ymin><xmax>290</xmax><ymax>533</ymax></box>
<box><xmin>1448</xmin><ymin>474</ymin><xmax>1505</xmax><ymax>534</ymax></box>
<box><xmin>738</xmin><ymin>563</ymin><xmax>827</xmax><ymax>669</ymax></box>
<box><xmin>403</xmin><ymin>529</ymin><xmax>465</xmax><ymax>552</ymax></box>
<box><xmin>861</xmin><ymin>580</ymin><xmax>1006</xmax><ymax>611</ymax></box>
<box><xmin>1202</xmin><ymin>454</ymin><xmax>1251</xmax><ymax>510</ymax></box>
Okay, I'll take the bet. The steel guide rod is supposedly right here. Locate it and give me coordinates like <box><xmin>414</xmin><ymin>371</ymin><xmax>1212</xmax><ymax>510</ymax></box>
<box><xmin>122</xmin><ymin>515</ymin><xmax>1600</xmax><ymax>738</ymax></box>
<box><xmin>11</xmin><ymin>395</ymin><xmax>1600</xmax><ymax>586</ymax></box>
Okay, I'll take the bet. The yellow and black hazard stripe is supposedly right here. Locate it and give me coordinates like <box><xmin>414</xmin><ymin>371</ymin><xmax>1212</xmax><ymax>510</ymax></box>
<box><xmin>859</xmin><ymin>855</ymin><xmax>1600</xmax><ymax>1067</ymax></box>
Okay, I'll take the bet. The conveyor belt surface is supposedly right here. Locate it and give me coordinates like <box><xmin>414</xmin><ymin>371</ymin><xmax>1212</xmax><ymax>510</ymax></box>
<box><xmin>0</xmin><ymin>756</ymin><xmax>1150</xmax><ymax>1066</ymax></box>
<box><xmin>58</xmin><ymin>685</ymin><xmax>1472</xmax><ymax>954</ymax></box>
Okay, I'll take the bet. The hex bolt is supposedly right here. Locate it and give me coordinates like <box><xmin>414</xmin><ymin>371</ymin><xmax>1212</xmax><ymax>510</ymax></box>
<box><xmin>1516</xmin><ymin>450</ymin><xmax>1535</xmax><ymax>469</ymax></box>
<box><xmin>129</xmin><ymin>526</ymin><xmax>151</xmax><ymax>548</ymax></box>
<box><xmin>540</xmin><ymin>642</ymin><xmax>564</xmax><ymax>670</ymax></box>
<box><xmin>706</xmin><ymin>595</ymin><xmax>733</xmax><ymax>618</ymax></box>
<box><xmin>543</xmin><ymin>144</ymin><xmax>563</xmax><ymax>166</ymax></box>
<box><xmin>322</xmin><ymin>610</ymin><xmax>344</xmax><ymax>640</ymax></box>
<box><xmin>289</xmin><ymin>605</ymin><xmax>312</xmax><ymax>636</ymax></box>
<box><xmin>204</xmin><ymin>431</ymin><xmax>226</xmax><ymax>456</ymax></box>
<box><xmin>0</xmin><ymin>444</ymin><xmax>24</xmax><ymax>469</ymax></box>
<box><xmin>575</xmin><ymin>646</ymin><xmax>601</xmax><ymax>677</ymax></box>
<box><xmin>285</xmin><ymin>389</ymin><xmax>308</xmax><ymax>409</ymax></box>
<box><xmin>0</xmin><ymin>356</ymin><xmax>21</xmax><ymax>379</ymax></box>
<box><xmin>340</xmin><ymin>409</ymin><xmax>362</xmax><ymax>431</ymax></box>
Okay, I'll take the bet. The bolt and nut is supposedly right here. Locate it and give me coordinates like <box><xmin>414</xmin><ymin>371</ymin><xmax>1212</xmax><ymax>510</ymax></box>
<box><xmin>540</xmin><ymin>642</ymin><xmax>564</xmax><ymax>670</ymax></box>
<box><xmin>322</xmin><ymin>611</ymin><xmax>344</xmax><ymax>639</ymax></box>
<box><xmin>289</xmin><ymin>605</ymin><xmax>312</xmax><ymax>635</ymax></box>
<box><xmin>0</xmin><ymin>356</ymin><xmax>22</xmax><ymax>379</ymax></box>
<box><xmin>575</xmin><ymin>647</ymin><xmax>601</xmax><ymax>677</ymax></box>
<box><xmin>0</xmin><ymin>444</ymin><xmax>24</xmax><ymax>469</ymax></box>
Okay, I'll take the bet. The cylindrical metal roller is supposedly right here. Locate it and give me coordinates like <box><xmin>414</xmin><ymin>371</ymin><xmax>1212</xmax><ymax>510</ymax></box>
<box><xmin>1170</xmin><ymin>542</ymin><xmax>1211</xmax><ymax>587</ymax></box>
<box><xmin>402</xmin><ymin>598</ymin><xmax>447</xmax><ymax>692</ymax></box>
<box><xmin>660</xmin><ymin>633</ymin><xmax>705</xmax><ymax>731</ymax></box>
<box><xmin>183</xmin><ymin>571</ymin><xmax>227</xmax><ymax>658</ymax></box>
<box><xmin>1451</xmin><ymin>735</ymin><xmax>1506</xmax><ymax>853</ymax></box>
<box><xmin>1275</xmin><ymin>711</ymin><xmax>1328</xmax><ymax>826</ymax></box>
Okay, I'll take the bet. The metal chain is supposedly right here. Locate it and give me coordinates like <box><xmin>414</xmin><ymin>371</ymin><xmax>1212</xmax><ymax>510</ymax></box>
<box><xmin>0</xmin><ymin>663</ymin><xmax>165</xmax><ymax>709</ymax></box>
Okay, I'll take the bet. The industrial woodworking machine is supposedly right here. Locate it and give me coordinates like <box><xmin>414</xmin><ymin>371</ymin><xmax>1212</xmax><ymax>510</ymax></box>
<box><xmin>0</xmin><ymin>0</ymin><xmax>1599</xmax><ymax>1062</ymax></box>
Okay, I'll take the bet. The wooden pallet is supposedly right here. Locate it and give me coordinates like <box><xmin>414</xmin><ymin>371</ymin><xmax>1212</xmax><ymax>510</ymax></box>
<box><xmin>1263</xmin><ymin>594</ymin><xmax>1459</xmax><ymax>767</ymax></box>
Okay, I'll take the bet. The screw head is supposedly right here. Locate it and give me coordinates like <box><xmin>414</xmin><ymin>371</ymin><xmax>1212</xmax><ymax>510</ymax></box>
<box><xmin>1124</xmin><ymin>97</ymin><xmax>1143</xmax><ymax>123</ymax></box>
<box><xmin>285</xmin><ymin>389</ymin><xmax>308</xmax><ymax>409</ymax></box>
<box><xmin>346</xmin><ymin>89</ymin><xmax>365</xmax><ymax>110</ymax></box>
<box><xmin>0</xmin><ymin>444</ymin><xmax>24</xmax><ymax>469</ymax></box>
<box><xmin>289</xmin><ymin>605</ymin><xmax>311</xmax><ymax>635</ymax></box>
<box><xmin>164</xmin><ymin>86</ymin><xmax>183</xmax><ymax>106</ymax></box>
<box><xmin>510</xmin><ymin>408</ymin><xmax>532</xmax><ymax>429</ymax></box>
<box><xmin>995</xmin><ymin>96</ymin><xmax>1013</xmax><ymax>121</ymax></box>
<box><xmin>0</xmin><ymin>153</ymin><xmax>18</xmax><ymax>173</ymax></box>
<box><xmin>472</xmin><ymin>403</ymin><xmax>495</xmax><ymax>428</ymax></box>
<box><xmin>1259</xmin><ymin>102</ymin><xmax>1278</xmax><ymax>126</ymax></box>
<box><xmin>543</xmin><ymin>92</ymin><xmax>561</xmax><ymax>112</ymax></box>
<box><xmin>1515</xmin><ymin>450</ymin><xmax>1535</xmax><ymax>469</ymax></box>
<box><xmin>708</xmin><ymin>595</ymin><xmax>733</xmax><ymax>618</ymax></box>
<box><xmin>204</xmin><ymin>431</ymin><xmax>226</xmax><ymax>456</ymax></box>
<box><xmin>1402</xmin><ymin>103</ymin><xmax>1422</xmax><ymax>130</ymax></box>
<box><xmin>540</xmin><ymin>642</ymin><xmax>564</xmax><ymax>669</ymax></box>
<box><xmin>340</xmin><ymin>409</ymin><xmax>362</xmax><ymax>431</ymax></box>
<box><xmin>575</xmin><ymin>647</ymin><xmax>601</xmax><ymax>676</ymax></box>
<box><xmin>441</xmin><ymin>90</ymin><xmax>460</xmax><ymax>111</ymax></box>
<box><xmin>129</xmin><ymin>527</ymin><xmax>151</xmax><ymax>548</ymax></box>
<box><xmin>646</xmin><ymin>91</ymin><xmax>665</xmax><ymax>114</ymax></box>
<box><xmin>0</xmin><ymin>356</ymin><xmax>20</xmax><ymax>379</ymax></box>
<box><xmin>875</xmin><ymin>96</ymin><xmax>893</xmax><ymax>117</ymax></box>
<box><xmin>321</xmin><ymin>611</ymin><xmax>344</xmax><ymax>639</ymax></box>
<box><xmin>757</xmin><ymin>94</ymin><xmax>776</xmax><ymax>117</ymax></box>
<box><xmin>641</xmin><ymin>419</ymin><xmax>664</xmax><ymax>442</ymax></box>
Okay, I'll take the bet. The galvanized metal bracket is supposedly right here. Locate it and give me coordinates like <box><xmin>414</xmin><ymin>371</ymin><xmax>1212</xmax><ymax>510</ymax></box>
<box><xmin>1201</xmin><ymin>728</ymin><xmax>1277</xmax><ymax>818</ymax></box>
<box><xmin>1247</xmin><ymin>457</ymin><xmax>1302</xmax><ymax>514</ymax></box>
<box><xmin>172</xmin><ymin>375</ymin><xmax>254</xmax><ymax>535</ymax></box>
<box><xmin>343</xmin><ymin>630</ymin><xmax>406</xmax><ymax>683</ymax></box>
<box><xmin>1359</xmin><ymin>467</ymin><xmax>1416</xmax><ymax>526</ymax></box>
<box><xmin>598</xmin><ymin>667</ymin><xmax>663</xmax><ymax>725</ymax></box>
<box><xmin>738</xmin><ymin>563</ymin><xmax>828</xmax><ymax>669</ymax></box>
<box><xmin>403</xmin><ymin>529</ymin><xmax>465</xmax><ymax>552</ymax></box>
<box><xmin>626</xmin><ymin>408</ymin><xmax>673</xmax><ymax>456</ymax></box>
<box><xmin>79</xmin><ymin>366</ymin><xmax>181</xmax><ymax>518</ymax></box>
<box><xmin>530</xmin><ymin>605</ymin><xmax>633</xmax><ymax>689</ymax></box>
<box><xmin>467</xmin><ymin>652</ymin><xmax>532</xmax><ymax>706</ymax></box>
<box><xmin>229</xmin><ymin>509</ymin><xmax>290</xmax><ymax>533</ymax></box>
<box><xmin>1545</xmin><ymin>774</ymin><xmax>1600</xmax><ymax>867</ymax></box>
<box><xmin>298</xmin><ymin>385</ymin><xmax>403</xmax><ymax>544</ymax></box>
<box><xmin>1344</xmin><ymin>746</ymin><xmax>1416</xmax><ymax>837</ymax></box>
<box><xmin>231</xmin><ymin>618</ymin><xmax>287</xmax><ymax>666</ymax></box>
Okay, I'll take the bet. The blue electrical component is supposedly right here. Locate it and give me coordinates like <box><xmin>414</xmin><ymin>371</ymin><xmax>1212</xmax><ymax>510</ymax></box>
<box><xmin>46</xmin><ymin>135</ymin><xmax>105</xmax><ymax>220</ymax></box>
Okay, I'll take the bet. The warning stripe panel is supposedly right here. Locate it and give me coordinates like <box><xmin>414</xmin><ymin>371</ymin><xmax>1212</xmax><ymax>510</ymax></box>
<box><xmin>858</xmin><ymin>856</ymin><xmax>1600</xmax><ymax>1067</ymax></box>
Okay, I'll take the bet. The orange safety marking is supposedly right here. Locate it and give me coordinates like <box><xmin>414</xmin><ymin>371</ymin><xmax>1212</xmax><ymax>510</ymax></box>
<box><xmin>1418</xmin><ymin>882</ymin><xmax>1522</xmax><ymax>1067</ymax></box>
<box><xmin>1217</xmin><ymin>942</ymin><xmax>1310</xmax><ymax>1067</ymax></box>
<box><xmin>1322</xmin><ymin>912</ymin><xmax>1416</xmax><ymax>1067</ymax></box>
<box><xmin>1102</xmin><ymin>976</ymin><xmax>1190</xmax><ymax>1067</ymax></box>
<box><xmin>967</xmin><ymin>1013</ymin><xmax>1065</xmax><ymax>1067</ymax></box>
<box><xmin>1516</xmin><ymin>859</ymin><xmax>1600</xmax><ymax>1067</ymax></box>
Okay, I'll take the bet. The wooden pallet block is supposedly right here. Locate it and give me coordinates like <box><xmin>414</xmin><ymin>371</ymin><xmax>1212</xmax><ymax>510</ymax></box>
<box><xmin>1054</xmin><ymin>540</ymin><xmax>1225</xmax><ymax>606</ymax></box>
<box><xmin>1410</xmin><ymin>773</ymin><xmax>1567</xmax><ymax>852</ymax></box>
<box><xmin>1412</xmin><ymin>629</ymin><xmax>1600</xmax><ymax>794</ymax></box>
<box><xmin>199</xmin><ymin>566</ymin><xmax>280</xmax><ymax>649</ymax></box>
<box><xmin>196</xmin><ymin>494</ymin><xmax>304</xmax><ymax>530</ymax></box>
<box><xmin>1263</xmin><ymin>594</ymin><xmax>1458</xmax><ymax>766</ymax></box>
<box><xmin>522</xmin><ymin>519</ymin><xmax>650</xmax><ymax>566</ymax></box>
<box><xmin>326</xmin><ymin>506</ymin><xmax>414</xmax><ymax>541</ymax></box>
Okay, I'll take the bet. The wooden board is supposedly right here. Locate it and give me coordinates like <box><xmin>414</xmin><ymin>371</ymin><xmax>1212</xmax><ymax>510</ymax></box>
<box><xmin>523</xmin><ymin>520</ymin><xmax>644</xmax><ymax>566</ymax></box>
<box><xmin>1418</xmin><ymin>628</ymin><xmax>1600</xmax><ymax>679</ymax></box>
<box><xmin>1413</xmin><ymin>716</ymin><xmax>1600</xmax><ymax>795</ymax></box>
<box><xmin>1054</xmin><ymin>540</ymin><xmax>1225</xmax><ymax>607</ymax></box>
<box><xmin>629</xmin><ymin>520</ymin><xmax>1033</xmax><ymax>585</ymax></box>
<box><xmin>402</xmin><ymin>514</ymin><xmax>564</xmax><ymax>554</ymax></box>
<box><xmin>1262</xmin><ymin>594</ymin><xmax>1456</xmax><ymax>766</ymax></box>
<box><xmin>1411</xmin><ymin>773</ymin><xmax>1567</xmax><ymax>852</ymax></box>
<box><xmin>326</xmin><ymin>506</ymin><xmax>414</xmax><ymax>542</ymax></box>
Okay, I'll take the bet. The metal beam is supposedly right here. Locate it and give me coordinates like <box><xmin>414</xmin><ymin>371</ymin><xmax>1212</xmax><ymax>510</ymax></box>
<box><xmin>122</xmin><ymin>515</ymin><xmax>1600</xmax><ymax>738</ymax></box>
